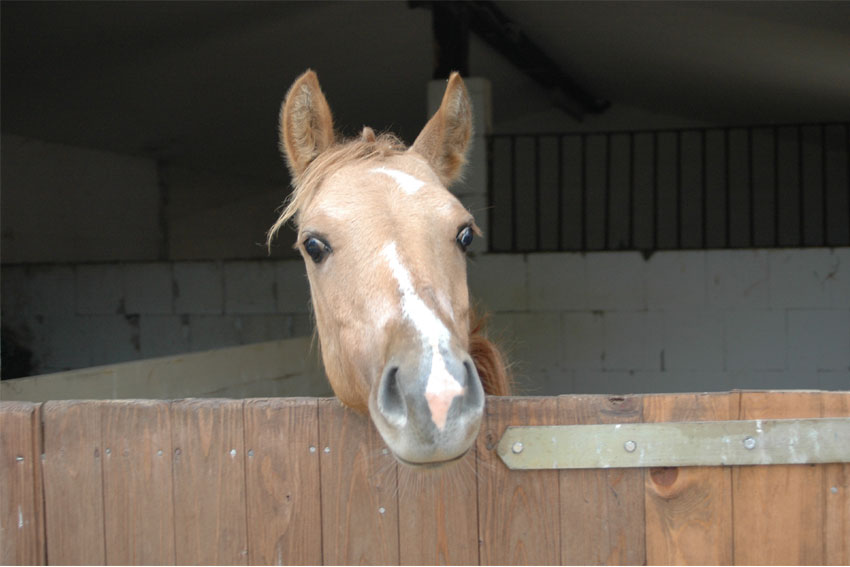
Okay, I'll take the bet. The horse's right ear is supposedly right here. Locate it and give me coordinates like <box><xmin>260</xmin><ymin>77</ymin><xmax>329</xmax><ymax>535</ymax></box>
<box><xmin>279</xmin><ymin>70</ymin><xmax>335</xmax><ymax>178</ymax></box>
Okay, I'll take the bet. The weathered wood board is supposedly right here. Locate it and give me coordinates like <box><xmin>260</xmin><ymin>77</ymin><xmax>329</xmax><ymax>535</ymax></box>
<box><xmin>318</xmin><ymin>398</ymin><xmax>399</xmax><ymax>565</ymax></box>
<box><xmin>559</xmin><ymin>395</ymin><xmax>645</xmax><ymax>566</ymax></box>
<box><xmin>41</xmin><ymin>401</ymin><xmax>105</xmax><ymax>565</ymax></box>
<box><xmin>171</xmin><ymin>399</ymin><xmax>248</xmax><ymax>565</ymax></box>
<box><xmin>102</xmin><ymin>400</ymin><xmax>175</xmax><ymax>564</ymax></box>
<box><xmin>244</xmin><ymin>398</ymin><xmax>322</xmax><ymax>566</ymax></box>
<box><xmin>1</xmin><ymin>390</ymin><xmax>847</xmax><ymax>566</ymax></box>
<box><xmin>0</xmin><ymin>402</ymin><xmax>44</xmax><ymax>566</ymax></box>
<box><xmin>477</xmin><ymin>396</ymin><xmax>561</xmax><ymax>565</ymax></box>
<box><xmin>643</xmin><ymin>393</ymin><xmax>735</xmax><ymax>566</ymax></box>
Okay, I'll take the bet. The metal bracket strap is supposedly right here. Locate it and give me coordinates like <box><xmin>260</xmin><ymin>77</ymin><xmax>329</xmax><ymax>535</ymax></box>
<box><xmin>497</xmin><ymin>418</ymin><xmax>850</xmax><ymax>470</ymax></box>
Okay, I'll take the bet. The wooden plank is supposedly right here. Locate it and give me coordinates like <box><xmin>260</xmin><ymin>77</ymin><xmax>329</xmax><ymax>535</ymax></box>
<box><xmin>643</xmin><ymin>392</ymin><xmax>735</xmax><ymax>565</ymax></box>
<box><xmin>244</xmin><ymin>398</ymin><xmax>322</xmax><ymax>566</ymax></box>
<box><xmin>41</xmin><ymin>400</ymin><xmax>105</xmax><ymax>565</ymax></box>
<box><xmin>477</xmin><ymin>396</ymin><xmax>560</xmax><ymax>565</ymax></box>
<box><xmin>733</xmin><ymin>391</ymin><xmax>824</xmax><ymax>565</ymax></box>
<box><xmin>558</xmin><ymin>395</ymin><xmax>644</xmax><ymax>565</ymax></box>
<box><xmin>171</xmin><ymin>399</ymin><xmax>248</xmax><ymax>565</ymax></box>
<box><xmin>1</xmin><ymin>337</ymin><xmax>327</xmax><ymax>403</ymax></box>
<box><xmin>398</xmin><ymin>446</ymin><xmax>480</xmax><ymax>565</ymax></box>
<box><xmin>823</xmin><ymin>391</ymin><xmax>850</xmax><ymax>566</ymax></box>
<box><xmin>318</xmin><ymin>399</ymin><xmax>399</xmax><ymax>565</ymax></box>
<box><xmin>101</xmin><ymin>400</ymin><xmax>175</xmax><ymax>564</ymax></box>
<box><xmin>0</xmin><ymin>402</ymin><xmax>45</xmax><ymax>565</ymax></box>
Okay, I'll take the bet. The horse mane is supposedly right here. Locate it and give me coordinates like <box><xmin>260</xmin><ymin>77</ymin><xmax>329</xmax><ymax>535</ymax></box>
<box><xmin>267</xmin><ymin>130</ymin><xmax>407</xmax><ymax>246</ymax></box>
<box><xmin>469</xmin><ymin>309</ymin><xmax>513</xmax><ymax>396</ymax></box>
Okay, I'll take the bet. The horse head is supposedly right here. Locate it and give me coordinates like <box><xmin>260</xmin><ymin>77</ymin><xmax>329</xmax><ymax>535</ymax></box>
<box><xmin>270</xmin><ymin>70</ymin><xmax>507</xmax><ymax>468</ymax></box>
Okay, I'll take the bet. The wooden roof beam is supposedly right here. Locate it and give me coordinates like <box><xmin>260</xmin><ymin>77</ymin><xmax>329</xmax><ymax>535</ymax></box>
<box><xmin>411</xmin><ymin>0</ymin><xmax>610</xmax><ymax>120</ymax></box>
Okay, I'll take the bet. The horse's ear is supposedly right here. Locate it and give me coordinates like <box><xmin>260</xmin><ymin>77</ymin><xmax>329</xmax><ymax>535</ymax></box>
<box><xmin>279</xmin><ymin>69</ymin><xmax>335</xmax><ymax>178</ymax></box>
<box><xmin>411</xmin><ymin>72</ymin><xmax>472</xmax><ymax>187</ymax></box>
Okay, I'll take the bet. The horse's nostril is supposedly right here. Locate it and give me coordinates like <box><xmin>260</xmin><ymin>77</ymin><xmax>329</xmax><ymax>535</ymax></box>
<box><xmin>378</xmin><ymin>366</ymin><xmax>407</xmax><ymax>426</ymax></box>
<box><xmin>463</xmin><ymin>360</ymin><xmax>484</xmax><ymax>410</ymax></box>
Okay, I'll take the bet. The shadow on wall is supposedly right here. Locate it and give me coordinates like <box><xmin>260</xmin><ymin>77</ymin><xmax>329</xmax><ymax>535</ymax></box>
<box><xmin>1</xmin><ymin>326</ymin><xmax>35</xmax><ymax>379</ymax></box>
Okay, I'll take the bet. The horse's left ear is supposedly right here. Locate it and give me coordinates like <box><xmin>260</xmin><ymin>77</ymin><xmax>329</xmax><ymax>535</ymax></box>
<box><xmin>411</xmin><ymin>72</ymin><xmax>472</xmax><ymax>187</ymax></box>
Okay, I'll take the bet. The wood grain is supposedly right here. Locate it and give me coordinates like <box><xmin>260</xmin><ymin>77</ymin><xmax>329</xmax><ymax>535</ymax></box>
<box><xmin>171</xmin><ymin>399</ymin><xmax>248</xmax><ymax>565</ymax></box>
<box><xmin>823</xmin><ymin>391</ymin><xmax>850</xmax><ymax>566</ymax></box>
<box><xmin>101</xmin><ymin>400</ymin><xmax>174</xmax><ymax>564</ymax></box>
<box><xmin>733</xmin><ymin>391</ymin><xmax>825</xmax><ymax>565</ymax></box>
<box><xmin>477</xmin><ymin>396</ymin><xmax>560</xmax><ymax>565</ymax></box>
<box><xmin>6</xmin><ymin>392</ymin><xmax>847</xmax><ymax>566</ymax></box>
<box><xmin>643</xmin><ymin>392</ymin><xmax>735</xmax><ymax>565</ymax></box>
<box><xmin>558</xmin><ymin>395</ymin><xmax>644</xmax><ymax>566</ymax></box>
<box><xmin>0</xmin><ymin>402</ymin><xmax>45</xmax><ymax>565</ymax></box>
<box><xmin>244</xmin><ymin>398</ymin><xmax>322</xmax><ymax>566</ymax></box>
<box><xmin>318</xmin><ymin>399</ymin><xmax>399</xmax><ymax>565</ymax></box>
<box><xmin>41</xmin><ymin>400</ymin><xmax>105</xmax><ymax>565</ymax></box>
<box><xmin>397</xmin><ymin>446</ymin><xmax>480</xmax><ymax>565</ymax></box>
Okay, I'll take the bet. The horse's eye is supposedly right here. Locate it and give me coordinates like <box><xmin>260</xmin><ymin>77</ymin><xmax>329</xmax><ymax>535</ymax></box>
<box><xmin>303</xmin><ymin>236</ymin><xmax>331</xmax><ymax>263</ymax></box>
<box><xmin>456</xmin><ymin>226</ymin><xmax>474</xmax><ymax>251</ymax></box>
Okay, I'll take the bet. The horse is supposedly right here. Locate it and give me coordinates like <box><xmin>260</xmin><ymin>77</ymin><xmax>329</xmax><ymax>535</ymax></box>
<box><xmin>268</xmin><ymin>70</ymin><xmax>510</xmax><ymax>468</ymax></box>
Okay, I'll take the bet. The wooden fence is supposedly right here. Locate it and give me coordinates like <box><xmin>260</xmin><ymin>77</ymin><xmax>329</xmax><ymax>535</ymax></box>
<box><xmin>2</xmin><ymin>391</ymin><xmax>848</xmax><ymax>565</ymax></box>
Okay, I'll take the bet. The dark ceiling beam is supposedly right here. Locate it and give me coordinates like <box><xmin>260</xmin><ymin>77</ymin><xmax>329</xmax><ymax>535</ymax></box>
<box><xmin>430</xmin><ymin>2</ymin><xmax>470</xmax><ymax>79</ymax></box>
<box><xmin>411</xmin><ymin>1</ymin><xmax>609</xmax><ymax>120</ymax></box>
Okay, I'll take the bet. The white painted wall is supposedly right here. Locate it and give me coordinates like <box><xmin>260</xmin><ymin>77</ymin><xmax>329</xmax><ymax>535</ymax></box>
<box><xmin>1</xmin><ymin>135</ymin><xmax>161</xmax><ymax>263</ymax></box>
<box><xmin>468</xmin><ymin>248</ymin><xmax>849</xmax><ymax>394</ymax></box>
<box><xmin>1</xmin><ymin>260</ymin><xmax>312</xmax><ymax>375</ymax></box>
<box><xmin>1</xmin><ymin>134</ymin><xmax>296</xmax><ymax>264</ymax></box>
<box><xmin>3</xmin><ymin>248</ymin><xmax>847</xmax><ymax>394</ymax></box>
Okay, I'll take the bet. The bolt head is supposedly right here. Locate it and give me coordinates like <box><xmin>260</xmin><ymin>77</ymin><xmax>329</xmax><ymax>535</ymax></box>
<box><xmin>743</xmin><ymin>436</ymin><xmax>756</xmax><ymax>450</ymax></box>
<box><xmin>511</xmin><ymin>441</ymin><xmax>524</xmax><ymax>454</ymax></box>
<box><xmin>624</xmin><ymin>440</ymin><xmax>637</xmax><ymax>453</ymax></box>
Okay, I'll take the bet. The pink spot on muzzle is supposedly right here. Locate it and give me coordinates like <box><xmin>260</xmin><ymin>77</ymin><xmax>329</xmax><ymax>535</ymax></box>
<box><xmin>424</xmin><ymin>350</ymin><xmax>466</xmax><ymax>430</ymax></box>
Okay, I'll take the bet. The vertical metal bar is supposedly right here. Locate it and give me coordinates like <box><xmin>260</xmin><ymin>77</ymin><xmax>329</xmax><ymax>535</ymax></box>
<box><xmin>604</xmin><ymin>133</ymin><xmax>611</xmax><ymax>250</ymax></box>
<box><xmin>748</xmin><ymin>127</ymin><xmax>755</xmax><ymax>247</ymax></box>
<box><xmin>773</xmin><ymin>126</ymin><xmax>780</xmax><ymax>247</ymax></box>
<box><xmin>725</xmin><ymin>128</ymin><xmax>731</xmax><ymax>248</ymax></box>
<box><xmin>676</xmin><ymin>130</ymin><xmax>682</xmax><ymax>248</ymax></box>
<box><xmin>557</xmin><ymin>135</ymin><xmax>564</xmax><ymax>251</ymax></box>
<box><xmin>701</xmin><ymin>129</ymin><xmax>708</xmax><ymax>248</ymax></box>
<box><xmin>534</xmin><ymin>136</ymin><xmax>541</xmax><ymax>250</ymax></box>
<box><xmin>798</xmin><ymin>125</ymin><xmax>805</xmax><ymax>246</ymax></box>
<box><xmin>628</xmin><ymin>132</ymin><xmax>635</xmax><ymax>250</ymax></box>
<box><xmin>581</xmin><ymin>134</ymin><xmax>588</xmax><ymax>251</ymax></box>
<box><xmin>846</xmin><ymin>123</ymin><xmax>850</xmax><ymax>245</ymax></box>
<box><xmin>487</xmin><ymin>135</ymin><xmax>495</xmax><ymax>252</ymax></box>
<box><xmin>653</xmin><ymin>131</ymin><xmax>659</xmax><ymax>251</ymax></box>
<box><xmin>510</xmin><ymin>136</ymin><xmax>518</xmax><ymax>252</ymax></box>
<box><xmin>821</xmin><ymin>124</ymin><xmax>828</xmax><ymax>246</ymax></box>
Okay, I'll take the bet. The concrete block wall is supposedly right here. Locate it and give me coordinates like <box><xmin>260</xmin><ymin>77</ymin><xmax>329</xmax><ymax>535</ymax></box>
<box><xmin>4</xmin><ymin>248</ymin><xmax>847</xmax><ymax>395</ymax></box>
<box><xmin>468</xmin><ymin>247</ymin><xmax>850</xmax><ymax>395</ymax></box>
<box><xmin>0</xmin><ymin>135</ymin><xmax>161</xmax><ymax>263</ymax></box>
<box><xmin>1</xmin><ymin>134</ymin><xmax>296</xmax><ymax>265</ymax></box>
<box><xmin>1</xmin><ymin>260</ymin><xmax>313</xmax><ymax>376</ymax></box>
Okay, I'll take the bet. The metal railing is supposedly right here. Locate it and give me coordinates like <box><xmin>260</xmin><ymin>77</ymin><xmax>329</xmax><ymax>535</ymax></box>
<box><xmin>487</xmin><ymin>123</ymin><xmax>850</xmax><ymax>253</ymax></box>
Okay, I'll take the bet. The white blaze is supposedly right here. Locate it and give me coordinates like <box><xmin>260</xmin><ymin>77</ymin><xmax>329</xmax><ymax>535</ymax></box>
<box><xmin>370</xmin><ymin>167</ymin><xmax>425</xmax><ymax>194</ymax></box>
<box><xmin>381</xmin><ymin>242</ymin><xmax>464</xmax><ymax>429</ymax></box>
